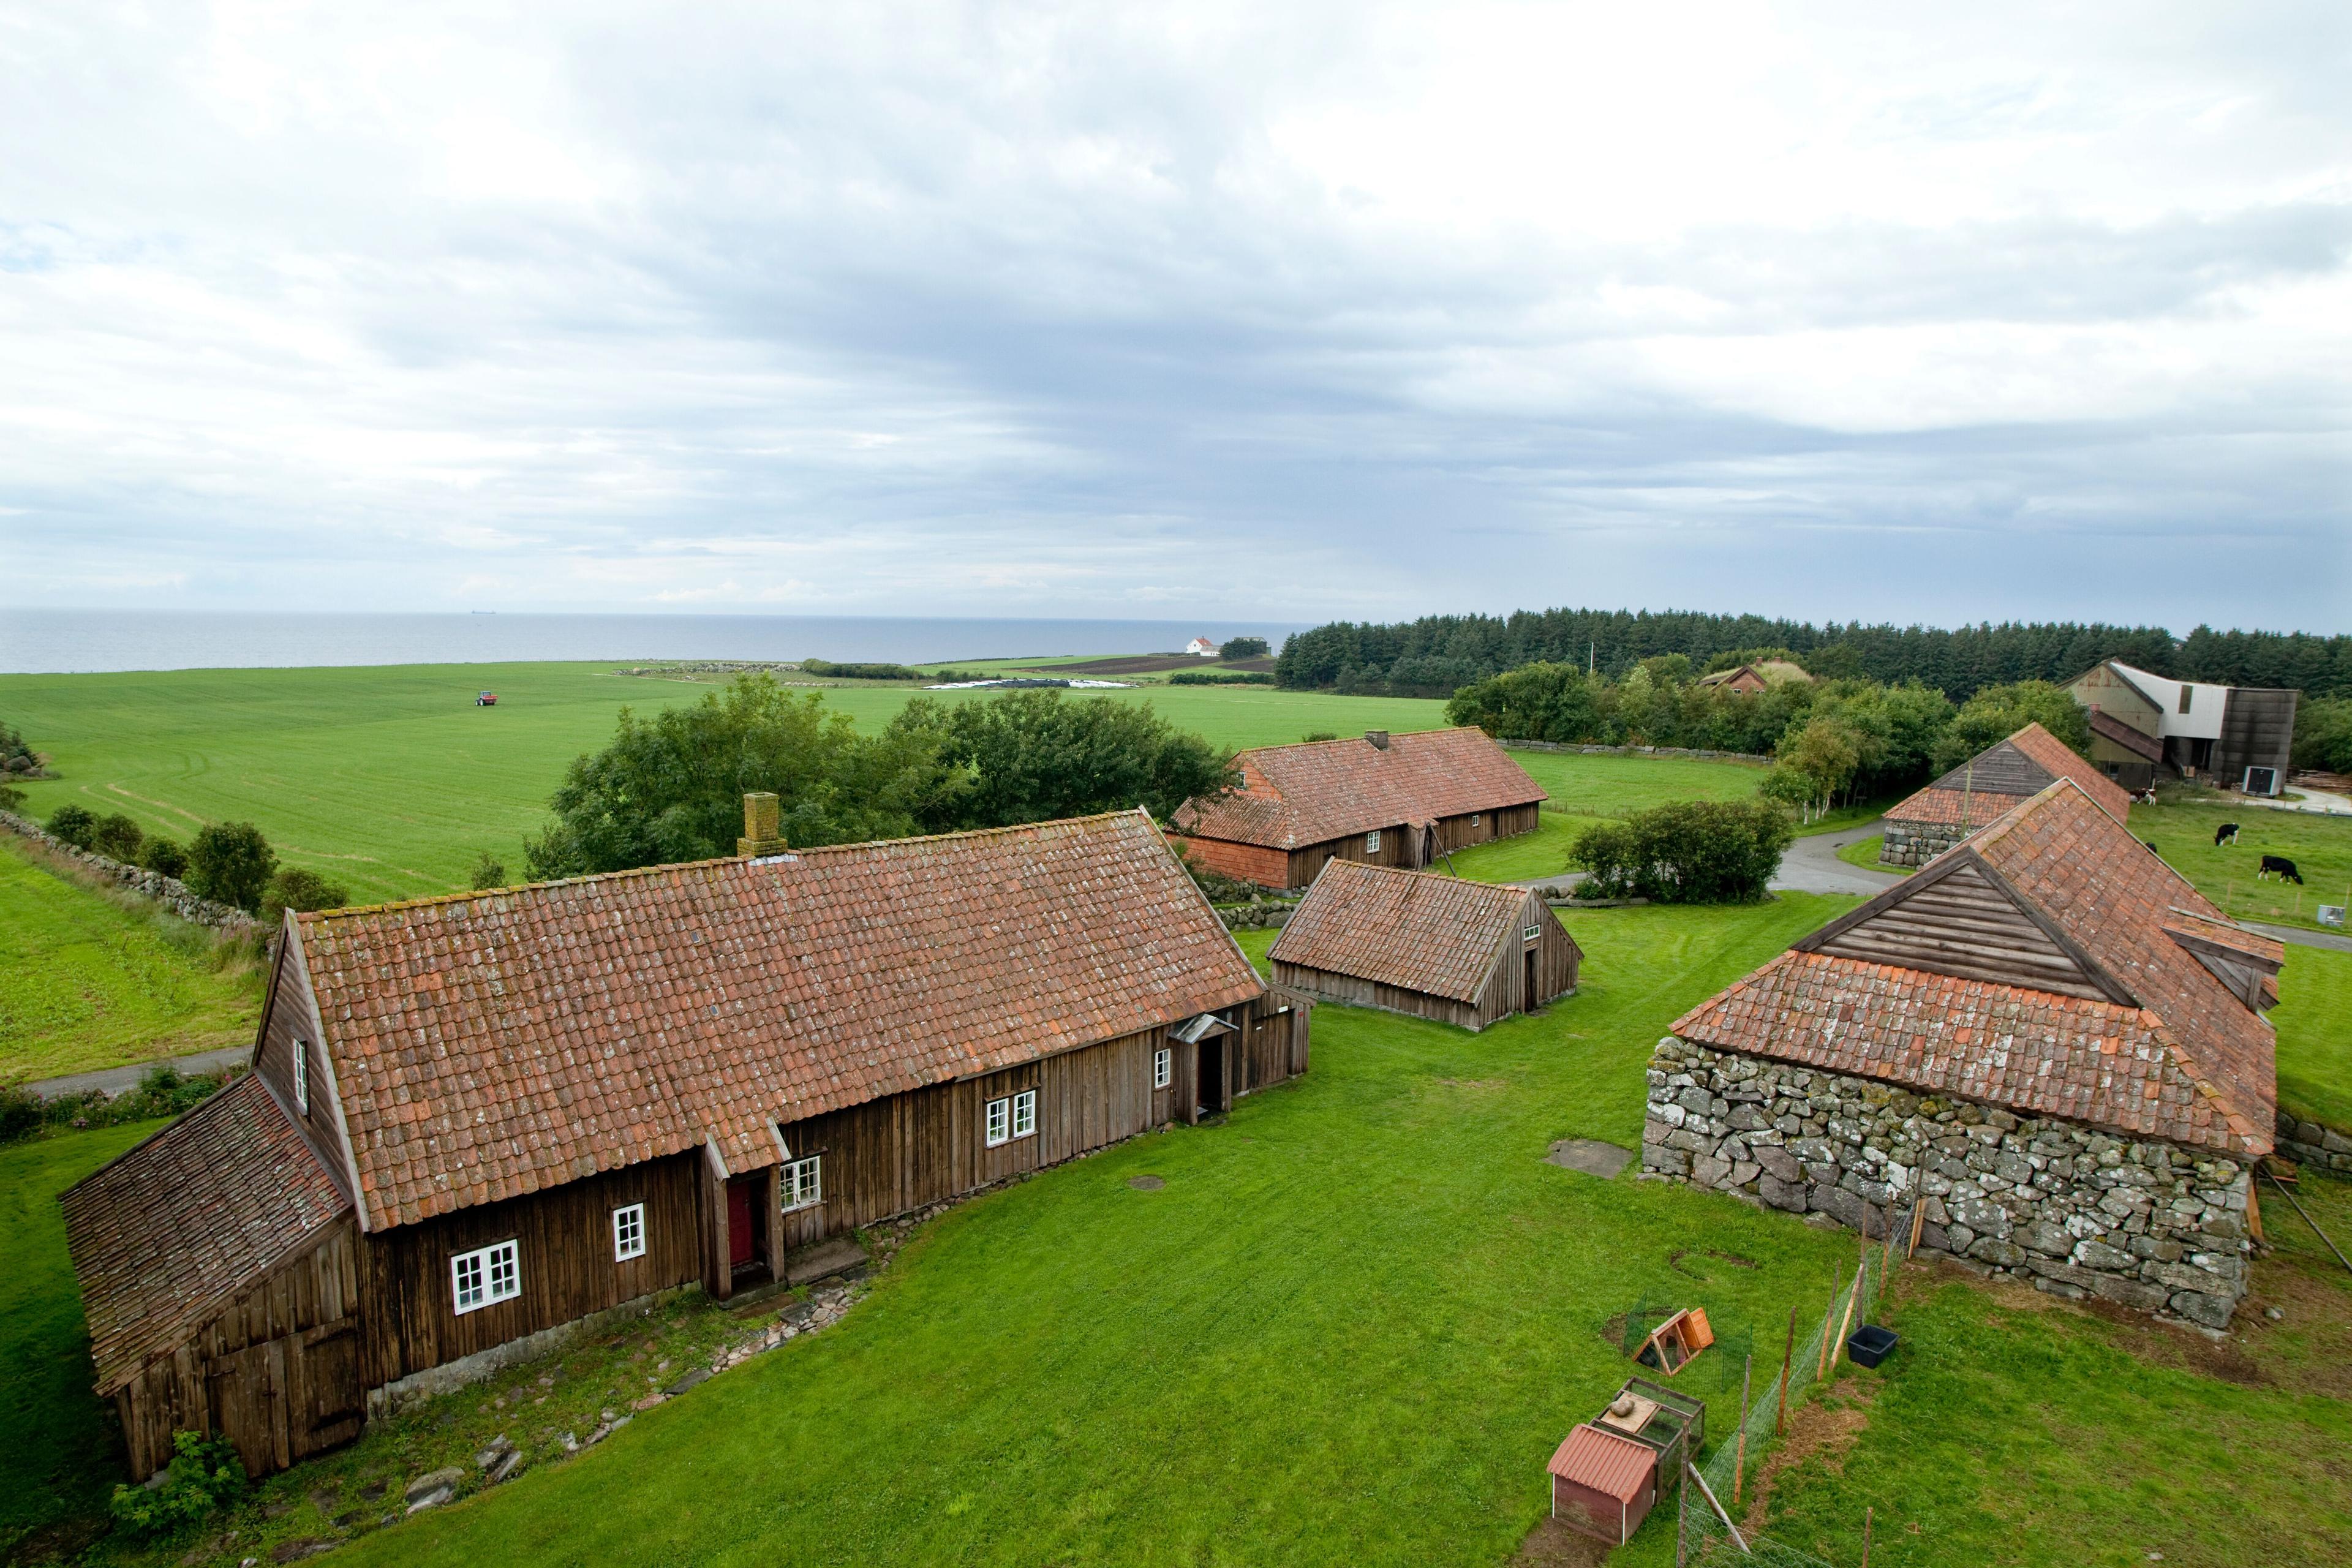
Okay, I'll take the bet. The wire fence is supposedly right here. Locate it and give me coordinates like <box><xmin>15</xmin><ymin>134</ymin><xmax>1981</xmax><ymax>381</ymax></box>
<box><xmin>1674</xmin><ymin>1226</ymin><xmax>1900</xmax><ymax>1566</ymax></box>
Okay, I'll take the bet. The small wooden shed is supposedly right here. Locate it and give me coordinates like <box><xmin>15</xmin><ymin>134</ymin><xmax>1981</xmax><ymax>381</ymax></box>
<box><xmin>1268</xmin><ymin>860</ymin><xmax>1580</xmax><ymax>1030</ymax></box>
<box><xmin>1548</xmin><ymin>1423</ymin><xmax>1659</xmax><ymax>1545</ymax></box>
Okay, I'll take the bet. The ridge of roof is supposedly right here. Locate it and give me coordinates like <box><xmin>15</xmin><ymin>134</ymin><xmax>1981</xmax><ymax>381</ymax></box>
<box><xmin>1270</xmin><ymin>859</ymin><xmax>1558</xmax><ymax>1004</ymax></box>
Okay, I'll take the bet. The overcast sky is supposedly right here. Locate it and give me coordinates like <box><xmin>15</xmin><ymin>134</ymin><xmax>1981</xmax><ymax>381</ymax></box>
<box><xmin>3</xmin><ymin>2</ymin><xmax>2347</xmax><ymax>632</ymax></box>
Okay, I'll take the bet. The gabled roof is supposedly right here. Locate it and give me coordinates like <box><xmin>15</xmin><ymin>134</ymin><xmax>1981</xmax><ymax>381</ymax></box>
<box><xmin>1171</xmin><ymin>728</ymin><xmax>1545</xmax><ymax>850</ymax></box>
<box><xmin>61</xmin><ymin>1075</ymin><xmax>351</xmax><ymax>1394</ymax></box>
<box><xmin>1269</xmin><ymin>861</ymin><xmax>1569</xmax><ymax>1003</ymax></box>
<box><xmin>1697</xmin><ymin>659</ymin><xmax>1812</xmax><ymax>690</ymax></box>
<box><xmin>1674</xmin><ymin>779</ymin><xmax>2276</xmax><ymax>1156</ymax></box>
<box><xmin>1883</xmin><ymin>722</ymin><xmax>2133</xmax><ymax>834</ymax></box>
<box><xmin>296</xmin><ymin>810</ymin><xmax>1263</xmax><ymax>1231</ymax></box>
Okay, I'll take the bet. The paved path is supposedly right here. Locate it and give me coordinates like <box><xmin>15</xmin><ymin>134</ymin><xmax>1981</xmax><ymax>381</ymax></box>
<box><xmin>1773</xmin><ymin>820</ymin><xmax>1905</xmax><ymax>897</ymax></box>
<box><xmin>15</xmin><ymin>1045</ymin><xmax>247</xmax><ymax>1100</ymax></box>
<box><xmin>2246</xmin><ymin>921</ymin><xmax>2352</xmax><ymax>955</ymax></box>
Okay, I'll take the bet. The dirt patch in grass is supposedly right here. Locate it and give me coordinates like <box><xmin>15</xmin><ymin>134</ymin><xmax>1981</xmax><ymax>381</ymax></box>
<box><xmin>1736</xmin><ymin>1375</ymin><xmax>1879</xmax><ymax>1537</ymax></box>
<box><xmin>1509</xmin><ymin>1514</ymin><xmax>1613</xmax><ymax>1567</ymax></box>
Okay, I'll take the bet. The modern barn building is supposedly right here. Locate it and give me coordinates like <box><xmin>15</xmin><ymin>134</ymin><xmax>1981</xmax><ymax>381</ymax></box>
<box><xmin>61</xmin><ymin>807</ymin><xmax>1308</xmax><ymax>1480</ymax></box>
<box><xmin>2067</xmin><ymin>660</ymin><xmax>2299</xmax><ymax>794</ymax></box>
<box><xmin>1167</xmin><ymin>728</ymin><xmax>1547</xmax><ymax>889</ymax></box>
<box><xmin>1268</xmin><ymin>860</ymin><xmax>1581</xmax><ymax>1030</ymax></box>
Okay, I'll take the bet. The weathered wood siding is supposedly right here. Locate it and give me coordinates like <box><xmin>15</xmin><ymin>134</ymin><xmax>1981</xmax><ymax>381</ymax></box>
<box><xmin>1287</xmin><ymin>826</ymin><xmax>1413</xmax><ymax>887</ymax></box>
<box><xmin>356</xmin><ymin>1151</ymin><xmax>704</xmax><ymax>1388</ymax></box>
<box><xmin>1431</xmin><ymin>802</ymin><xmax>1541</xmax><ymax>856</ymax></box>
<box><xmin>113</xmin><ymin>1221</ymin><xmax>364</xmax><ymax>1480</ymax></box>
<box><xmin>253</xmin><ymin>937</ymin><xmax>360</xmax><ymax>1209</ymax></box>
<box><xmin>1269</xmin><ymin>961</ymin><xmax>1486</xmax><ymax>1028</ymax></box>
<box><xmin>1275</xmin><ymin>896</ymin><xmax>1576</xmax><ymax>1031</ymax></box>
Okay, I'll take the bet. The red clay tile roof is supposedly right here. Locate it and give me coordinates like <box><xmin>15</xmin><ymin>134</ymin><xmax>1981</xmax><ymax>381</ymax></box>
<box><xmin>1884</xmin><ymin>723</ymin><xmax>2132</xmax><ymax>833</ymax></box>
<box><xmin>1548</xmin><ymin>1422</ymin><xmax>1656</xmax><ymax>1502</ymax></box>
<box><xmin>61</xmin><ymin>1075</ymin><xmax>351</xmax><ymax>1394</ymax></box>
<box><xmin>1269</xmin><ymin>861</ymin><xmax>1568</xmax><ymax>1002</ymax></box>
<box><xmin>1676</xmin><ymin>780</ymin><xmax>2276</xmax><ymax>1156</ymax></box>
<box><xmin>298</xmin><ymin>810</ymin><xmax>1264</xmax><ymax>1231</ymax></box>
<box><xmin>1171</xmin><ymin>728</ymin><xmax>1544</xmax><ymax>850</ymax></box>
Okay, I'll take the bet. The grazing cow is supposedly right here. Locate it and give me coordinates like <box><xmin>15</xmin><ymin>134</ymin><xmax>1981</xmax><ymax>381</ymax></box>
<box><xmin>2144</xmin><ymin>841</ymin><xmax>2160</xmax><ymax>854</ymax></box>
<box><xmin>2214</xmin><ymin>823</ymin><xmax>2239</xmax><ymax>847</ymax></box>
<box><xmin>2136</xmin><ymin>786</ymin><xmax>2159</xmax><ymax>805</ymax></box>
<box><xmin>2258</xmin><ymin>854</ymin><xmax>2304</xmax><ymax>884</ymax></box>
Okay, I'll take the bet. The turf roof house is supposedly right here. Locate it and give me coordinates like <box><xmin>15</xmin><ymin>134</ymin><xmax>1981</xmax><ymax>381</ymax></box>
<box><xmin>1646</xmin><ymin>779</ymin><xmax>2280</xmax><ymax>1327</ymax></box>
<box><xmin>1879</xmin><ymin>721</ymin><xmax>2133</xmax><ymax>868</ymax></box>
<box><xmin>61</xmin><ymin>804</ymin><xmax>1307</xmax><ymax>1482</ymax></box>
<box><xmin>1269</xmin><ymin>860</ymin><xmax>1581</xmax><ymax>1030</ymax></box>
<box><xmin>1167</xmin><ymin>727</ymin><xmax>1547</xmax><ymax>890</ymax></box>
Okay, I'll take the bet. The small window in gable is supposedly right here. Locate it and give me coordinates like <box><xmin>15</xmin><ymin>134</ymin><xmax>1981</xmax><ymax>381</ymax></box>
<box><xmin>612</xmin><ymin>1203</ymin><xmax>646</xmax><ymax>1261</ymax></box>
<box><xmin>292</xmin><ymin>1039</ymin><xmax>309</xmax><ymax>1115</ymax></box>
<box><xmin>1524</xmin><ymin>925</ymin><xmax>1542</xmax><ymax>942</ymax></box>
<box><xmin>1153</xmin><ymin>1047</ymin><xmax>1172</xmax><ymax>1090</ymax></box>
<box><xmin>783</xmin><ymin>1156</ymin><xmax>822</xmax><ymax>1212</ymax></box>
<box><xmin>986</xmin><ymin>1096</ymin><xmax>1011</xmax><ymax>1147</ymax></box>
<box><xmin>1366</xmin><ymin>829</ymin><xmax>1382</xmax><ymax>852</ymax></box>
<box><xmin>451</xmin><ymin>1240</ymin><xmax>521</xmax><ymax>1315</ymax></box>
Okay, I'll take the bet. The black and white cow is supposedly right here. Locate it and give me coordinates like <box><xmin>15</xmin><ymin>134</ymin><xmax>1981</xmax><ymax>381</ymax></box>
<box><xmin>2214</xmin><ymin>823</ymin><xmax>2239</xmax><ymax>847</ymax></box>
<box><xmin>2258</xmin><ymin>854</ymin><xmax>2303</xmax><ymax>884</ymax></box>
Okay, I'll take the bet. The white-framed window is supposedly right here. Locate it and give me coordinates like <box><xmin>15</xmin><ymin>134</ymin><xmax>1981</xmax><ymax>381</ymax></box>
<box><xmin>1471</xmin><ymin>813</ymin><xmax>1481</xmax><ymax>826</ymax></box>
<box><xmin>986</xmin><ymin>1096</ymin><xmax>1011</xmax><ymax>1147</ymax></box>
<box><xmin>1366</xmin><ymin>829</ymin><xmax>1382</xmax><ymax>852</ymax></box>
<box><xmin>1153</xmin><ymin>1047</ymin><xmax>1172</xmax><ymax>1090</ymax></box>
<box><xmin>611</xmin><ymin>1203</ymin><xmax>645</xmax><ymax>1262</ymax></box>
<box><xmin>783</xmin><ymin>1155</ymin><xmax>822</xmax><ymax>1212</ymax></box>
<box><xmin>292</xmin><ymin>1039</ymin><xmax>309</xmax><ymax>1115</ymax></box>
<box><xmin>451</xmin><ymin>1239</ymin><xmax>520</xmax><ymax>1315</ymax></box>
<box><xmin>1524</xmin><ymin>925</ymin><xmax>1542</xmax><ymax>942</ymax></box>
<box><xmin>1012</xmin><ymin>1088</ymin><xmax>1037</xmax><ymax>1139</ymax></box>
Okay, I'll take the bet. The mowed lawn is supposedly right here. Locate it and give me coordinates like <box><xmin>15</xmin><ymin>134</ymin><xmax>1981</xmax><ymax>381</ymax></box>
<box><xmin>0</xmin><ymin>663</ymin><xmax>1452</xmax><ymax>905</ymax></box>
<box><xmin>2274</xmin><ymin>946</ymin><xmax>2352</xmax><ymax>1130</ymax></box>
<box><xmin>2132</xmin><ymin>801</ymin><xmax>2352</xmax><ymax>933</ymax></box>
<box><xmin>290</xmin><ymin>899</ymin><xmax>1853</xmax><ymax>1568</ymax></box>
<box><xmin>1</xmin><ymin>1122</ymin><xmax>167</xmax><ymax>1561</ymax></box>
<box><xmin>0</xmin><ymin>838</ymin><xmax>263</xmax><ymax>1082</ymax></box>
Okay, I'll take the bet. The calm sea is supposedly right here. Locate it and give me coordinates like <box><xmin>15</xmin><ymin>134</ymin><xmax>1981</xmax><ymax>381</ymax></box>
<box><xmin>0</xmin><ymin>609</ymin><xmax>1305</xmax><ymax>675</ymax></box>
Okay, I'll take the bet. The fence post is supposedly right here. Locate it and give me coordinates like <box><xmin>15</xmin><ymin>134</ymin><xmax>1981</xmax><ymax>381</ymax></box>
<box><xmin>1776</xmin><ymin>1305</ymin><xmax>1795</xmax><ymax>1437</ymax></box>
<box><xmin>1861</xmin><ymin>1504</ymin><xmax>1874</xmax><ymax>1567</ymax></box>
<box><xmin>1735</xmin><ymin>1353</ymin><xmax>1751</xmax><ymax>1502</ymax></box>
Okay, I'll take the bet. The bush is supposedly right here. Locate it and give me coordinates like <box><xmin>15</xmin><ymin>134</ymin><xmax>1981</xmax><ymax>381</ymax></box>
<box><xmin>0</xmin><ymin>720</ymin><xmax>43</xmax><ymax>778</ymax></box>
<box><xmin>1571</xmin><ymin>799</ymin><xmax>1795</xmax><ymax>904</ymax></box>
<box><xmin>1301</xmin><ymin>731</ymin><xmax>1339</xmax><ymax>742</ymax></box>
<box><xmin>187</xmin><ymin>822</ymin><xmax>276</xmax><ymax>914</ymax></box>
<box><xmin>801</xmin><ymin>659</ymin><xmax>921</xmax><ymax>680</ymax></box>
<box><xmin>262</xmin><ymin>866</ymin><xmax>350</xmax><ymax>922</ymax></box>
<box><xmin>6</xmin><ymin>1066</ymin><xmax>237</xmax><ymax>1147</ymax></box>
<box><xmin>140</xmin><ymin>837</ymin><xmax>189</xmax><ymax>878</ymax></box>
<box><xmin>47</xmin><ymin>802</ymin><xmax>97</xmax><ymax>849</ymax></box>
<box><xmin>1219</xmin><ymin>636</ymin><xmax>1270</xmax><ymax>659</ymax></box>
<box><xmin>1168</xmin><ymin>670</ymin><xmax>1274</xmax><ymax>685</ymax></box>
<box><xmin>89</xmin><ymin>812</ymin><xmax>144</xmax><ymax>862</ymax></box>
<box><xmin>109</xmin><ymin>1430</ymin><xmax>247</xmax><ymax>1539</ymax></box>
<box><xmin>470</xmin><ymin>851</ymin><xmax>509</xmax><ymax>890</ymax></box>
<box><xmin>0</xmin><ymin>1085</ymin><xmax>40</xmax><ymax>1145</ymax></box>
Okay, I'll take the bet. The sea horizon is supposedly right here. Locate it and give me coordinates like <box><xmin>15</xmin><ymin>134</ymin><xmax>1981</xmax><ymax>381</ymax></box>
<box><xmin>0</xmin><ymin>608</ymin><xmax>1306</xmax><ymax>676</ymax></box>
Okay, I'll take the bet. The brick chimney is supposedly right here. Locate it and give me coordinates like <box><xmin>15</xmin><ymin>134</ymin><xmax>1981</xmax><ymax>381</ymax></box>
<box><xmin>738</xmin><ymin>792</ymin><xmax>788</xmax><ymax>856</ymax></box>
<box><xmin>1365</xmin><ymin>730</ymin><xmax>1390</xmax><ymax>750</ymax></box>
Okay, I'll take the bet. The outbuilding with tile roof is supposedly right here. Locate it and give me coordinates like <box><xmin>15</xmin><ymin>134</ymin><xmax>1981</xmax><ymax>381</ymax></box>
<box><xmin>1879</xmin><ymin>722</ymin><xmax>2134</xmax><ymax>867</ymax></box>
<box><xmin>1167</xmin><ymin>726</ymin><xmax>1548</xmax><ymax>889</ymax></box>
<box><xmin>62</xmin><ymin>805</ymin><xmax>1306</xmax><ymax>1481</ymax></box>
<box><xmin>1647</xmin><ymin>778</ymin><xmax>2280</xmax><ymax>1327</ymax></box>
<box><xmin>1269</xmin><ymin>859</ymin><xmax>1580</xmax><ymax>1029</ymax></box>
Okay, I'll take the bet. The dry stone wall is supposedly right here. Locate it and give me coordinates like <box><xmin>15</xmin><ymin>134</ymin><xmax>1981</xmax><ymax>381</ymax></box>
<box><xmin>1878</xmin><ymin>820</ymin><xmax>1969</xmax><ymax>868</ymax></box>
<box><xmin>2277</xmin><ymin>1116</ymin><xmax>2352</xmax><ymax>1177</ymax></box>
<box><xmin>0</xmin><ymin>809</ymin><xmax>262</xmax><ymax>935</ymax></box>
<box><xmin>1644</xmin><ymin>1036</ymin><xmax>2255</xmax><ymax>1329</ymax></box>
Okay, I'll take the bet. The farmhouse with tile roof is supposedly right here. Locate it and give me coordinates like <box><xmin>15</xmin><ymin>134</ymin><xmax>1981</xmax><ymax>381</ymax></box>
<box><xmin>1167</xmin><ymin>727</ymin><xmax>1547</xmax><ymax>889</ymax></box>
<box><xmin>1270</xmin><ymin>860</ymin><xmax>1581</xmax><ymax>1030</ymax></box>
<box><xmin>1646</xmin><ymin>778</ymin><xmax>2280</xmax><ymax>1327</ymax></box>
<box><xmin>1879</xmin><ymin>721</ymin><xmax>2134</xmax><ymax>867</ymax></box>
<box><xmin>61</xmin><ymin>805</ymin><xmax>1306</xmax><ymax>1482</ymax></box>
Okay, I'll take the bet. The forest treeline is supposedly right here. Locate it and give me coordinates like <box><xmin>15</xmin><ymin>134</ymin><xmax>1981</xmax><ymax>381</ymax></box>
<box><xmin>1274</xmin><ymin>608</ymin><xmax>2352</xmax><ymax>701</ymax></box>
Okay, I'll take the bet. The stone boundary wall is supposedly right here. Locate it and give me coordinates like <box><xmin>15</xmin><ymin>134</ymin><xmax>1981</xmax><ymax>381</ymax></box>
<box><xmin>2277</xmin><ymin>1115</ymin><xmax>2352</xmax><ymax>1176</ymax></box>
<box><xmin>1643</xmin><ymin>1036</ymin><xmax>2255</xmax><ymax>1328</ymax></box>
<box><xmin>1879</xmin><ymin>820</ymin><xmax>1969</xmax><ymax>868</ymax></box>
<box><xmin>1215</xmin><ymin>900</ymin><xmax>1297</xmax><ymax>931</ymax></box>
<box><xmin>1501</xmin><ymin>741</ymin><xmax>1770</xmax><ymax>764</ymax></box>
<box><xmin>0</xmin><ymin>809</ymin><xmax>263</xmax><ymax>935</ymax></box>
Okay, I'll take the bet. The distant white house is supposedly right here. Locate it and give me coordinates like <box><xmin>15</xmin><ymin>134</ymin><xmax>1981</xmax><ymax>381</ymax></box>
<box><xmin>1185</xmin><ymin>636</ymin><xmax>1220</xmax><ymax>657</ymax></box>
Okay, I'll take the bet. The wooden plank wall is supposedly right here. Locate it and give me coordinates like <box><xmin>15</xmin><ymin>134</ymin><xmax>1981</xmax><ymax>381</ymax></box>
<box><xmin>1270</xmin><ymin>961</ymin><xmax>1487</xmax><ymax>1030</ymax></box>
<box><xmin>1467</xmin><ymin>893</ymin><xmax>1581</xmax><ymax>1025</ymax></box>
<box><xmin>356</xmin><ymin>1151</ymin><xmax>704</xmax><ymax>1387</ymax></box>
<box><xmin>1812</xmin><ymin>862</ymin><xmax>2103</xmax><ymax>999</ymax></box>
<box><xmin>1433</xmin><ymin>802</ymin><xmax>1541</xmax><ymax>855</ymax></box>
<box><xmin>113</xmin><ymin>1221</ymin><xmax>363</xmax><ymax>1480</ymax></box>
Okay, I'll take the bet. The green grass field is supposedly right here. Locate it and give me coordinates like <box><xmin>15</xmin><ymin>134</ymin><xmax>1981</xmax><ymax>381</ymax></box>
<box><xmin>1</xmin><ymin>1121</ymin><xmax>167</xmax><ymax>1561</ymax></box>
<box><xmin>1835</xmin><ymin>833</ymin><xmax>1910</xmax><ymax>876</ymax></box>
<box><xmin>2274</xmin><ymin>946</ymin><xmax>2352</xmax><ymax>1130</ymax></box>
<box><xmin>2132</xmin><ymin>801</ymin><xmax>2352</xmax><ymax>933</ymax></box>
<box><xmin>0</xmin><ymin>838</ymin><xmax>265</xmax><ymax>1082</ymax></box>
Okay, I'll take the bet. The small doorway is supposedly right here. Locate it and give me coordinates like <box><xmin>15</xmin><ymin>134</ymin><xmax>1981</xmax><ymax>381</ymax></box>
<box><xmin>726</xmin><ymin>1176</ymin><xmax>758</xmax><ymax>1270</ymax></box>
<box><xmin>1525</xmin><ymin>947</ymin><xmax>1540</xmax><ymax>1009</ymax></box>
<box><xmin>1196</xmin><ymin>1039</ymin><xmax>1225</xmax><ymax>1116</ymax></box>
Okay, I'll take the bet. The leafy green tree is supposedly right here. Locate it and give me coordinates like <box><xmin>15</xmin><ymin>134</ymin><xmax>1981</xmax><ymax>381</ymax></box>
<box><xmin>46</xmin><ymin>802</ymin><xmax>97</xmax><ymax>848</ymax></box>
<box><xmin>89</xmin><ymin>813</ymin><xmax>144</xmax><ymax>862</ymax></box>
<box><xmin>140</xmin><ymin>837</ymin><xmax>189</xmax><ymax>879</ymax></box>
<box><xmin>1929</xmin><ymin>680</ymin><xmax>2092</xmax><ymax>774</ymax></box>
<box><xmin>1766</xmin><ymin>717</ymin><xmax>1864</xmax><ymax>823</ymax></box>
<box><xmin>263</xmin><ymin>866</ymin><xmax>351</xmax><ymax>922</ymax></box>
<box><xmin>1445</xmin><ymin>662</ymin><xmax>1607</xmax><ymax>743</ymax></box>
<box><xmin>525</xmin><ymin>676</ymin><xmax>952</xmax><ymax>879</ymax></box>
<box><xmin>2292</xmin><ymin>698</ymin><xmax>2352</xmax><ymax>775</ymax></box>
<box><xmin>1572</xmin><ymin>800</ymin><xmax>1795</xmax><ymax>903</ymax></box>
<box><xmin>187</xmin><ymin>822</ymin><xmax>277</xmax><ymax>913</ymax></box>
<box><xmin>884</xmin><ymin>691</ymin><xmax>1234</xmax><ymax>831</ymax></box>
<box><xmin>1219</xmin><ymin>636</ymin><xmax>1270</xmax><ymax>659</ymax></box>
<box><xmin>470</xmin><ymin>851</ymin><xmax>510</xmax><ymax>890</ymax></box>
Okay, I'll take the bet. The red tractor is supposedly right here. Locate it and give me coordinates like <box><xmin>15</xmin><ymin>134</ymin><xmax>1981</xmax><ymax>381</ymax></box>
<box><xmin>475</xmin><ymin>692</ymin><xmax>498</xmax><ymax>707</ymax></box>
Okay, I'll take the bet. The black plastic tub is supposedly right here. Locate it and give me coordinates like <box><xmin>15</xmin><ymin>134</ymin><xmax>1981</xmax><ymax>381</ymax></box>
<box><xmin>1847</xmin><ymin>1324</ymin><xmax>1898</xmax><ymax>1368</ymax></box>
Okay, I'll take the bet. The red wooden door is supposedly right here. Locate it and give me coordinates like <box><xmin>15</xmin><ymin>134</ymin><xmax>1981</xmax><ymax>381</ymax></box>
<box><xmin>726</xmin><ymin>1178</ymin><xmax>755</xmax><ymax>1267</ymax></box>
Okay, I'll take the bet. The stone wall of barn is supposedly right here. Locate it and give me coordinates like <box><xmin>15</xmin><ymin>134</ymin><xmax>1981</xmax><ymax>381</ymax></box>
<box><xmin>1642</xmin><ymin>1036</ymin><xmax>2255</xmax><ymax>1329</ymax></box>
<box><xmin>2276</xmin><ymin>1114</ymin><xmax>2352</xmax><ymax>1177</ymax></box>
<box><xmin>1878</xmin><ymin>820</ymin><xmax>1969</xmax><ymax>868</ymax></box>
